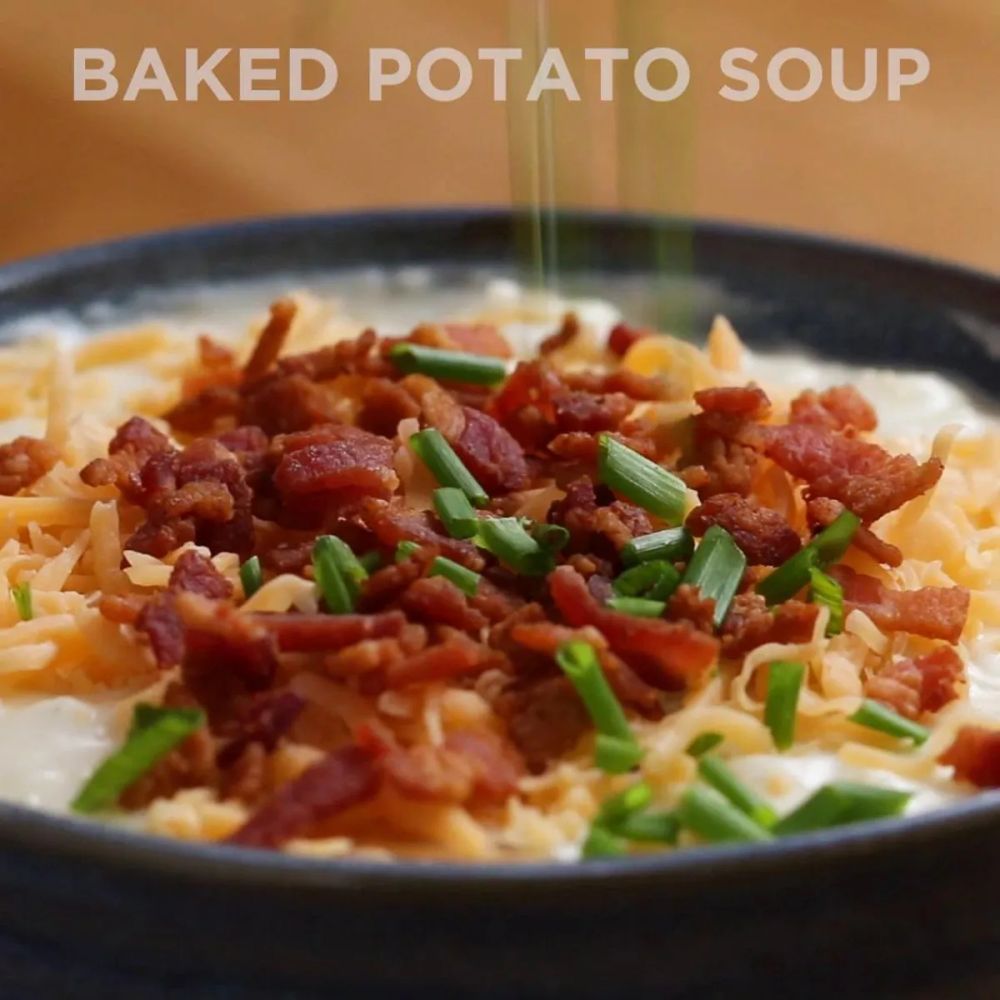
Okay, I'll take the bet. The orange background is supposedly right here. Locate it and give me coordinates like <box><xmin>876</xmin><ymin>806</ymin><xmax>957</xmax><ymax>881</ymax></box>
<box><xmin>1</xmin><ymin>1</ymin><xmax>997</xmax><ymax>272</ymax></box>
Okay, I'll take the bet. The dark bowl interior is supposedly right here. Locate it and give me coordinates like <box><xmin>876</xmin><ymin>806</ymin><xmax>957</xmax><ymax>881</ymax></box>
<box><xmin>0</xmin><ymin>211</ymin><xmax>997</xmax><ymax>998</ymax></box>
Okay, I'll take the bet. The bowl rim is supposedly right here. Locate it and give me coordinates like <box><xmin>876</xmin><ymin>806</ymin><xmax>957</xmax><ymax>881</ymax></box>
<box><xmin>0</xmin><ymin>206</ymin><xmax>997</xmax><ymax>894</ymax></box>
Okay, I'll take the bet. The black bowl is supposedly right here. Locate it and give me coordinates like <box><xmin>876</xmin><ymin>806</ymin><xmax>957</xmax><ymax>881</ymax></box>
<box><xmin>0</xmin><ymin>211</ymin><xmax>997</xmax><ymax>999</ymax></box>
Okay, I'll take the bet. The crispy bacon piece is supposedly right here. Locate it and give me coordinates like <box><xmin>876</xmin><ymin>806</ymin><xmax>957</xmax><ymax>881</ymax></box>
<box><xmin>687</xmin><ymin>493</ymin><xmax>801</xmax><ymax>566</ymax></box>
<box><xmin>549</xmin><ymin>476</ymin><xmax>652</xmax><ymax>556</ymax></box>
<box><xmin>229</xmin><ymin>744</ymin><xmax>381</xmax><ymax>848</ymax></box>
<box><xmin>939</xmin><ymin>727</ymin><xmax>1000</xmax><ymax>788</ymax></box>
<box><xmin>324</xmin><ymin>626</ymin><xmax>428</xmax><ymax>678</ymax></box>
<box><xmin>384</xmin><ymin>742</ymin><xmax>475</xmax><ymax>802</ymax></box>
<box><xmin>362</xmin><ymin>499</ymin><xmax>484</xmax><ymax>570</ymax></box>
<box><xmin>548</xmin><ymin>566</ymin><xmax>718</xmax><ymax>689</ymax></box>
<box><xmin>164</xmin><ymin>385</ymin><xmax>241</xmax><ymax>435</ymax></box>
<box><xmin>564</xmin><ymin>369</ymin><xmax>670</xmax><ymax>403</ymax></box>
<box><xmin>807</xmin><ymin>497</ymin><xmax>903</xmax><ymax>568</ymax></box>
<box><xmin>445</xmin><ymin>406</ymin><xmax>529</xmax><ymax>494</ymax></box>
<box><xmin>400</xmin><ymin>576</ymin><xmax>488</xmax><ymax>634</ymax></box>
<box><xmin>216</xmin><ymin>689</ymin><xmax>306</xmax><ymax>768</ymax></box>
<box><xmin>240</xmin><ymin>373</ymin><xmax>339</xmax><ymax>436</ymax></box>
<box><xmin>437</xmin><ymin>322</ymin><xmax>512</xmax><ymax>358</ymax></box>
<box><xmin>357</xmin><ymin>378</ymin><xmax>421</xmax><ymax>437</ymax></box>
<box><xmin>667</xmin><ymin>584</ymin><xmax>717</xmax><ymax>634</ymax></box>
<box><xmin>279</xmin><ymin>328</ymin><xmax>389</xmax><ymax>382</ymax></box>
<box><xmin>548</xmin><ymin>431</ymin><xmax>657</xmax><ymax>462</ymax></box>
<box><xmin>829</xmin><ymin>565</ymin><xmax>969</xmax><ymax>643</ymax></box>
<box><xmin>168</xmin><ymin>550</ymin><xmax>233</xmax><ymax>600</ymax></box>
<box><xmin>383</xmin><ymin>632</ymin><xmax>494</xmax><ymax>689</ymax></box>
<box><xmin>81</xmin><ymin>416</ymin><xmax>173</xmax><ymax>500</ymax></box>
<box><xmin>694</xmin><ymin>385</ymin><xmax>771</xmax><ymax>419</ymax></box>
<box><xmin>721</xmin><ymin>593</ymin><xmax>819</xmax><ymax>658</ymax></box>
<box><xmin>790</xmin><ymin>386</ymin><xmax>877</xmax><ymax>433</ymax></box>
<box><xmin>135</xmin><ymin>593</ymin><xmax>185</xmax><ymax>668</ymax></box>
<box><xmin>253</xmin><ymin>611</ymin><xmax>406</xmax><ymax>652</ymax></box>
<box><xmin>539</xmin><ymin>314</ymin><xmax>581</xmax><ymax>355</ymax></box>
<box><xmin>0</xmin><ymin>435</ymin><xmax>59</xmax><ymax>495</ymax></box>
<box><xmin>866</xmin><ymin>646</ymin><xmax>964</xmax><ymax>719</ymax></box>
<box><xmin>443</xmin><ymin>729</ymin><xmax>523</xmax><ymax>802</ymax></box>
<box><xmin>608</xmin><ymin>322</ymin><xmax>648</xmax><ymax>357</ymax></box>
<box><xmin>243</xmin><ymin>298</ymin><xmax>296</xmax><ymax>383</ymax></box>
<box><xmin>763</xmin><ymin>423</ymin><xmax>942</xmax><ymax>524</ymax></box>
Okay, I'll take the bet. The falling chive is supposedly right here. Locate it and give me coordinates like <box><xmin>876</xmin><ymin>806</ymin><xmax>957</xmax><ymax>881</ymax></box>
<box><xmin>595</xmin><ymin>782</ymin><xmax>654</xmax><ymax>828</ymax></box>
<box><xmin>433</xmin><ymin>487</ymin><xmax>479</xmax><ymax>540</ymax></box>
<box><xmin>686</xmin><ymin>732</ymin><xmax>724</xmax><ymax>758</ymax></box>
<box><xmin>765</xmin><ymin>660</ymin><xmax>806</xmax><ymax>751</ymax></box>
<box><xmin>428</xmin><ymin>556</ymin><xmax>480</xmax><ymax>597</ymax></box>
<box><xmin>612</xmin><ymin>561</ymin><xmax>681</xmax><ymax>602</ymax></box>
<box><xmin>395</xmin><ymin>541</ymin><xmax>421</xmax><ymax>563</ymax></box>
<box><xmin>409</xmin><ymin>428</ymin><xmax>488</xmax><ymax>507</ymax></box>
<box><xmin>773</xmin><ymin>782</ymin><xmax>911</xmax><ymax>836</ymax></box>
<box><xmin>682</xmin><ymin>525</ymin><xmax>746</xmax><ymax>627</ymax></box>
<box><xmin>756</xmin><ymin>509</ymin><xmax>860</xmax><ymax>605</ymax></box>
<box><xmin>476</xmin><ymin>517</ymin><xmax>554</xmax><ymax>576</ymax></box>
<box><xmin>582</xmin><ymin>824</ymin><xmax>629</xmax><ymax>859</ymax></box>
<box><xmin>848</xmin><ymin>699</ymin><xmax>931</xmax><ymax>745</ymax></box>
<box><xmin>389</xmin><ymin>343</ymin><xmax>507</xmax><ymax>386</ymax></box>
<box><xmin>697</xmin><ymin>755</ymin><xmax>777</xmax><ymax>828</ymax></box>
<box><xmin>72</xmin><ymin>705</ymin><xmax>205</xmax><ymax>813</ymax></box>
<box><xmin>312</xmin><ymin>536</ymin><xmax>355</xmax><ymax>614</ymax></box>
<box><xmin>605</xmin><ymin>596</ymin><xmax>666</xmax><ymax>618</ymax></box>
<box><xmin>677</xmin><ymin>785</ymin><xmax>772</xmax><ymax>844</ymax></box>
<box><xmin>620</xmin><ymin>527</ymin><xmax>694</xmax><ymax>566</ymax></box>
<box><xmin>597</xmin><ymin>435</ymin><xmax>687</xmax><ymax>524</ymax></box>
<box><xmin>809</xmin><ymin>566</ymin><xmax>845</xmax><ymax>635</ymax></box>
<box><xmin>556</xmin><ymin>640</ymin><xmax>644</xmax><ymax>775</ymax></box>
<box><xmin>11</xmin><ymin>582</ymin><xmax>32</xmax><ymax>621</ymax></box>
<box><xmin>613</xmin><ymin>810</ymin><xmax>680</xmax><ymax>844</ymax></box>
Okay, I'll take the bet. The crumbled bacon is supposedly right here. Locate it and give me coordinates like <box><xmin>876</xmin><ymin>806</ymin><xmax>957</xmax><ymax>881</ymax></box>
<box><xmin>694</xmin><ymin>385</ymin><xmax>771</xmax><ymax>419</ymax></box>
<box><xmin>168</xmin><ymin>550</ymin><xmax>233</xmax><ymax>600</ymax></box>
<box><xmin>440</xmin><ymin>406</ymin><xmax>529</xmax><ymax>494</ymax></box>
<box><xmin>362</xmin><ymin>499</ymin><xmax>484</xmax><ymax>570</ymax></box>
<box><xmin>807</xmin><ymin>497</ymin><xmax>903</xmax><ymax>568</ymax></box>
<box><xmin>383</xmin><ymin>631</ymin><xmax>494</xmax><ymax>689</ymax></box>
<box><xmin>686</xmin><ymin>493</ymin><xmax>801</xmax><ymax>566</ymax></box>
<box><xmin>790</xmin><ymin>386</ymin><xmax>877</xmax><ymax>433</ymax></box>
<box><xmin>136</xmin><ymin>593</ymin><xmax>186</xmax><ymax>668</ymax></box>
<box><xmin>356</xmin><ymin>378</ymin><xmax>420</xmax><ymax>437</ymax></box>
<box><xmin>0</xmin><ymin>435</ymin><xmax>60</xmax><ymax>495</ymax></box>
<box><xmin>667</xmin><ymin>584</ymin><xmax>717</xmax><ymax>634</ymax></box>
<box><xmin>549</xmin><ymin>476</ymin><xmax>652</xmax><ymax>556</ymax></box>
<box><xmin>866</xmin><ymin>646</ymin><xmax>964</xmax><ymax>719</ymax></box>
<box><xmin>829</xmin><ymin>565</ymin><xmax>969</xmax><ymax>643</ymax></box>
<box><xmin>400</xmin><ymin>575</ymin><xmax>488</xmax><ymax>634</ymax></box>
<box><xmin>939</xmin><ymin>727</ymin><xmax>1000</xmax><ymax>788</ymax></box>
<box><xmin>539</xmin><ymin>314</ymin><xmax>580</xmax><ymax>355</ymax></box>
<box><xmin>608</xmin><ymin>322</ymin><xmax>647</xmax><ymax>357</ymax></box>
<box><xmin>721</xmin><ymin>593</ymin><xmax>819</xmax><ymax>658</ymax></box>
<box><xmin>216</xmin><ymin>689</ymin><xmax>305</xmax><ymax>768</ymax></box>
<box><xmin>242</xmin><ymin>298</ymin><xmax>296</xmax><ymax>383</ymax></box>
<box><xmin>253</xmin><ymin>611</ymin><xmax>407</xmax><ymax>652</ymax></box>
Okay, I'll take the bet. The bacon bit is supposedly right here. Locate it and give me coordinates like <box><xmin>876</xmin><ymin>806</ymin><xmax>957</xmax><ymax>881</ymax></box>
<box><xmin>667</xmin><ymin>584</ymin><xmax>717</xmax><ymax>634</ymax></box>
<box><xmin>549</xmin><ymin>476</ymin><xmax>653</xmax><ymax>556</ymax></box>
<box><xmin>253</xmin><ymin>611</ymin><xmax>407</xmax><ymax>652</ymax></box>
<box><xmin>125</xmin><ymin>519</ymin><xmax>197</xmax><ymax>559</ymax></box>
<box><xmin>539</xmin><ymin>314</ymin><xmax>581</xmax><ymax>355</ymax></box>
<box><xmin>198</xmin><ymin>335</ymin><xmax>236</xmax><ymax>369</ymax></box>
<box><xmin>357</xmin><ymin>378</ymin><xmax>421</xmax><ymax>437</ymax></box>
<box><xmin>548</xmin><ymin>431</ymin><xmax>657</xmax><ymax>462</ymax></box>
<box><xmin>240</xmin><ymin>374</ymin><xmax>340</xmax><ymax>436</ymax></box>
<box><xmin>362</xmin><ymin>499</ymin><xmax>484</xmax><ymax>571</ymax></box>
<box><xmin>99</xmin><ymin>593</ymin><xmax>144</xmax><ymax>626</ymax></box>
<box><xmin>149</xmin><ymin>480</ymin><xmax>234</xmax><ymax>523</ymax></box>
<box><xmin>447</xmin><ymin>406</ymin><xmax>529</xmax><ymax>494</ymax></box>
<box><xmin>490</xmin><ymin>361</ymin><xmax>562</xmax><ymax>451</ymax></box>
<box><xmin>695</xmin><ymin>385</ymin><xmax>771</xmax><ymax>419</ymax></box>
<box><xmin>220</xmin><ymin>743</ymin><xmax>269</xmax><ymax>803</ymax></box>
<box><xmin>274</xmin><ymin>424</ymin><xmax>398</xmax><ymax>500</ymax></box>
<box><xmin>280</xmin><ymin>328</ymin><xmax>389</xmax><ymax>382</ymax></box>
<box><xmin>324</xmin><ymin>628</ymin><xmax>427</xmax><ymax>678</ymax></box>
<box><xmin>865</xmin><ymin>646</ymin><xmax>964</xmax><ymax>719</ymax></box>
<box><xmin>721</xmin><ymin>592</ymin><xmax>819</xmax><ymax>658</ymax></box>
<box><xmin>553</xmin><ymin>391</ymin><xmax>633</xmax><ymax>435</ymax></box>
<box><xmin>243</xmin><ymin>298</ymin><xmax>297</xmax><ymax>383</ymax></box>
<box><xmin>400</xmin><ymin>576</ymin><xmax>488</xmax><ymax>634</ymax></box>
<box><xmin>228</xmin><ymin>744</ymin><xmax>381</xmax><ymax>848</ymax></box>
<box><xmin>443</xmin><ymin>729</ymin><xmax>524</xmax><ymax>803</ymax></box>
<box><xmin>81</xmin><ymin>416</ymin><xmax>173</xmax><ymax>497</ymax></box>
<box><xmin>439</xmin><ymin>323</ymin><xmax>513</xmax><ymax>359</ymax></box>
<box><xmin>164</xmin><ymin>385</ymin><xmax>241</xmax><ymax>435</ymax></box>
<box><xmin>807</xmin><ymin>497</ymin><xmax>903</xmax><ymax>568</ymax></box>
<box><xmin>383</xmin><ymin>632</ymin><xmax>493</xmax><ymax>689</ymax></box>
<box><xmin>940</xmin><ymin>727</ymin><xmax>1000</xmax><ymax>788</ymax></box>
<box><xmin>565</xmin><ymin>369</ymin><xmax>671</xmax><ymax>403</ymax></box>
<box><xmin>764</xmin><ymin>423</ymin><xmax>943</xmax><ymax>524</ymax></box>
<box><xmin>215</xmin><ymin>425</ymin><xmax>269</xmax><ymax>456</ymax></box>
<box><xmin>790</xmin><ymin>386</ymin><xmax>877</xmax><ymax>433</ymax></box>
<box><xmin>687</xmin><ymin>493</ymin><xmax>801</xmax><ymax>566</ymax></box>
<box><xmin>548</xmin><ymin>565</ymin><xmax>718</xmax><ymax>689</ymax></box>
<box><xmin>829</xmin><ymin>565</ymin><xmax>969</xmax><ymax>643</ymax></box>
<box><xmin>216</xmin><ymin>690</ymin><xmax>306</xmax><ymax>768</ymax></box>
<box><xmin>384</xmin><ymin>743</ymin><xmax>475</xmax><ymax>803</ymax></box>
<box><xmin>168</xmin><ymin>550</ymin><xmax>233</xmax><ymax>600</ymax></box>
<box><xmin>135</xmin><ymin>593</ymin><xmax>185</xmax><ymax>668</ymax></box>
<box><xmin>0</xmin><ymin>435</ymin><xmax>59</xmax><ymax>495</ymax></box>
<box><xmin>608</xmin><ymin>323</ymin><xmax>648</xmax><ymax>357</ymax></box>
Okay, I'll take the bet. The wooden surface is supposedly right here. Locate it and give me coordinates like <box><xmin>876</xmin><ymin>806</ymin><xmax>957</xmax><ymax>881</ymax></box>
<box><xmin>0</xmin><ymin>1</ymin><xmax>996</xmax><ymax>272</ymax></box>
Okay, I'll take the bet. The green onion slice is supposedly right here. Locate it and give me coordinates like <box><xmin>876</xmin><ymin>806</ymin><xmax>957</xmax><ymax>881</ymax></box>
<box><xmin>239</xmin><ymin>556</ymin><xmax>263</xmax><ymax>599</ymax></box>
<box><xmin>809</xmin><ymin>566</ymin><xmax>845</xmax><ymax>635</ymax></box>
<box><xmin>697</xmin><ymin>755</ymin><xmax>777</xmax><ymax>828</ymax></box>
<box><xmin>756</xmin><ymin>509</ymin><xmax>860</xmax><ymax>605</ymax></box>
<box><xmin>677</xmin><ymin>785</ymin><xmax>772</xmax><ymax>844</ymax></box>
<box><xmin>686</xmin><ymin>732</ymin><xmax>724</xmax><ymax>758</ymax></box>
<box><xmin>409</xmin><ymin>428</ymin><xmax>488</xmax><ymax>507</ymax></box>
<box><xmin>527</xmin><ymin>521</ymin><xmax>570</xmax><ymax>554</ymax></box>
<box><xmin>395</xmin><ymin>541</ymin><xmax>421</xmax><ymax>563</ymax></box>
<box><xmin>358</xmin><ymin>550</ymin><xmax>383</xmax><ymax>574</ymax></box>
<box><xmin>774</xmin><ymin>782</ymin><xmax>911</xmax><ymax>836</ymax></box>
<box><xmin>613</xmin><ymin>810</ymin><xmax>680</xmax><ymax>844</ymax></box>
<box><xmin>595</xmin><ymin>781</ymin><xmax>654</xmax><ymax>828</ymax></box>
<box><xmin>428</xmin><ymin>556</ymin><xmax>480</xmax><ymax>597</ymax></box>
<box><xmin>11</xmin><ymin>581</ymin><xmax>33</xmax><ymax>621</ymax></box>
<box><xmin>682</xmin><ymin>525</ymin><xmax>746</xmax><ymax>627</ymax></box>
<box><xmin>597</xmin><ymin>435</ymin><xmax>687</xmax><ymax>524</ymax></box>
<box><xmin>582</xmin><ymin>824</ymin><xmax>629</xmax><ymax>859</ymax></box>
<box><xmin>312</xmin><ymin>536</ymin><xmax>358</xmax><ymax>614</ymax></box>
<box><xmin>605</xmin><ymin>596</ymin><xmax>666</xmax><ymax>618</ymax></box>
<box><xmin>612</xmin><ymin>561</ymin><xmax>681</xmax><ymax>602</ymax></box>
<box><xmin>72</xmin><ymin>705</ymin><xmax>205</xmax><ymax>813</ymax></box>
<box><xmin>765</xmin><ymin>660</ymin><xmax>806</xmax><ymax>752</ymax></box>
<box><xmin>595</xmin><ymin>734</ymin><xmax>645</xmax><ymax>774</ymax></box>
<box><xmin>476</xmin><ymin>517</ymin><xmax>554</xmax><ymax>576</ymax></box>
<box><xmin>389</xmin><ymin>343</ymin><xmax>507</xmax><ymax>386</ymax></box>
<box><xmin>433</xmin><ymin>487</ymin><xmax>479</xmax><ymax>540</ymax></box>
<box><xmin>848</xmin><ymin>699</ymin><xmax>930</xmax><ymax>745</ymax></box>
<box><xmin>620</xmin><ymin>527</ymin><xmax>694</xmax><ymax>566</ymax></box>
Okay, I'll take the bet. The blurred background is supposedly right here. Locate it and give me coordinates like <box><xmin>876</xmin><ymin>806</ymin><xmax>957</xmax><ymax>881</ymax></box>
<box><xmin>1</xmin><ymin>0</ymin><xmax>997</xmax><ymax>272</ymax></box>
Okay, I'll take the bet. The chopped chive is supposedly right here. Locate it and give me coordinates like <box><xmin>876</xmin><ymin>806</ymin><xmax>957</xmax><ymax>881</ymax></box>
<box><xmin>595</xmin><ymin>781</ymin><xmax>654</xmax><ymax>827</ymax></box>
<box><xmin>312</xmin><ymin>537</ymin><xmax>354</xmax><ymax>614</ymax></box>
<box><xmin>697</xmin><ymin>755</ymin><xmax>777</xmax><ymax>828</ymax></box>
<box><xmin>773</xmin><ymin>782</ymin><xmax>911</xmax><ymax>836</ymax></box>
<box><xmin>72</xmin><ymin>705</ymin><xmax>205</xmax><ymax>813</ymax></box>
<box><xmin>395</xmin><ymin>541</ymin><xmax>421</xmax><ymax>563</ymax></box>
<box><xmin>809</xmin><ymin>566</ymin><xmax>845</xmax><ymax>635</ymax></box>
<box><xmin>358</xmin><ymin>550</ymin><xmax>383</xmax><ymax>574</ymax></box>
<box><xmin>613</xmin><ymin>810</ymin><xmax>680</xmax><ymax>844</ymax></box>
<box><xmin>433</xmin><ymin>487</ymin><xmax>479</xmax><ymax>539</ymax></box>
<box><xmin>527</xmin><ymin>521</ymin><xmax>570</xmax><ymax>554</ymax></box>
<box><xmin>317</xmin><ymin>535</ymin><xmax>368</xmax><ymax>604</ymax></box>
<box><xmin>848</xmin><ymin>699</ymin><xmax>930</xmax><ymax>745</ymax></box>
<box><xmin>677</xmin><ymin>785</ymin><xmax>772</xmax><ymax>844</ymax></box>
<box><xmin>11</xmin><ymin>581</ymin><xmax>32</xmax><ymax>621</ymax></box>
<box><xmin>597</xmin><ymin>435</ymin><xmax>687</xmax><ymax>525</ymax></box>
<box><xmin>556</xmin><ymin>640</ymin><xmax>643</xmax><ymax>774</ymax></box>
<box><xmin>390</xmin><ymin>343</ymin><xmax>507</xmax><ymax>386</ymax></box>
<box><xmin>238</xmin><ymin>556</ymin><xmax>263</xmax><ymax>599</ymax></box>
<box><xmin>409</xmin><ymin>428</ymin><xmax>488</xmax><ymax>507</ymax></box>
<box><xmin>605</xmin><ymin>596</ymin><xmax>666</xmax><ymax>618</ymax></box>
<box><xmin>428</xmin><ymin>556</ymin><xmax>480</xmax><ymax>597</ymax></box>
<box><xmin>582</xmin><ymin>824</ymin><xmax>629</xmax><ymax>859</ymax></box>
<box><xmin>765</xmin><ymin>660</ymin><xmax>806</xmax><ymax>751</ymax></box>
<box><xmin>686</xmin><ymin>732</ymin><xmax>724</xmax><ymax>758</ymax></box>
<box><xmin>756</xmin><ymin>509</ymin><xmax>860</xmax><ymax>605</ymax></box>
<box><xmin>620</xmin><ymin>527</ymin><xmax>694</xmax><ymax>566</ymax></box>
<box><xmin>612</xmin><ymin>561</ymin><xmax>681</xmax><ymax>601</ymax></box>
<box><xmin>681</xmin><ymin>525</ymin><xmax>746</xmax><ymax>627</ymax></box>
<box><xmin>476</xmin><ymin>517</ymin><xmax>554</xmax><ymax>576</ymax></box>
